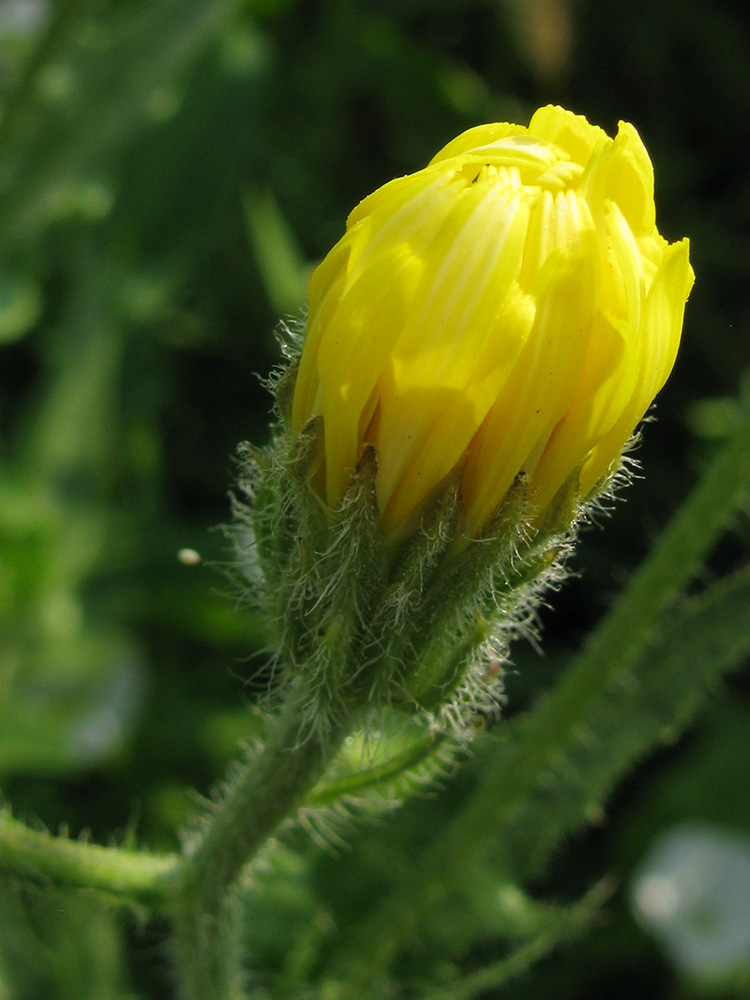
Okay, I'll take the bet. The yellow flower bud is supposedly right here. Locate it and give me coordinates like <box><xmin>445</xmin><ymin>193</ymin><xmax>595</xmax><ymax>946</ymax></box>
<box><xmin>291</xmin><ymin>105</ymin><xmax>694</xmax><ymax>540</ymax></box>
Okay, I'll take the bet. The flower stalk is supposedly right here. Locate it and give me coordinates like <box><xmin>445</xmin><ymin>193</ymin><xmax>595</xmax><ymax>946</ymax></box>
<box><xmin>172</xmin><ymin>681</ymin><xmax>352</xmax><ymax>1000</ymax></box>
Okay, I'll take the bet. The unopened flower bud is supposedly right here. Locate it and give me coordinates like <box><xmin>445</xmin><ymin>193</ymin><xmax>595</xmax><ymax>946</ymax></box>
<box><xmin>240</xmin><ymin>106</ymin><xmax>694</xmax><ymax>724</ymax></box>
<box><xmin>291</xmin><ymin>104</ymin><xmax>694</xmax><ymax>540</ymax></box>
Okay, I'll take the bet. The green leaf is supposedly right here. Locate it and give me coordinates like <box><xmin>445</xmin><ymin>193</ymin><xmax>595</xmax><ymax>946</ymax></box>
<box><xmin>494</xmin><ymin>562</ymin><xmax>750</xmax><ymax>879</ymax></box>
<box><xmin>243</xmin><ymin>187</ymin><xmax>312</xmax><ymax>315</ymax></box>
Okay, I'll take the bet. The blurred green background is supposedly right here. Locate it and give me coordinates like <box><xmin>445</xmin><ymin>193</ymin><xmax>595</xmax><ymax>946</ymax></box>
<box><xmin>1</xmin><ymin>0</ymin><xmax>749</xmax><ymax>997</ymax></box>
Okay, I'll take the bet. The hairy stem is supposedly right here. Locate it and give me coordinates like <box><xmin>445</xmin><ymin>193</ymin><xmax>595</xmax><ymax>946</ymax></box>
<box><xmin>0</xmin><ymin>811</ymin><xmax>179</xmax><ymax>906</ymax></box>
<box><xmin>172</xmin><ymin>687</ymin><xmax>349</xmax><ymax>1000</ymax></box>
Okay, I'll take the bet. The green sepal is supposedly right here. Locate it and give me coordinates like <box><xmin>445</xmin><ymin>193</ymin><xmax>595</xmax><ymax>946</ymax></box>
<box><xmin>289</xmin><ymin>415</ymin><xmax>324</xmax><ymax>480</ymax></box>
<box><xmin>265</xmin><ymin>440</ymin><xmax>390</xmax><ymax>711</ymax></box>
<box><xmin>387</xmin><ymin>472</ymin><xmax>463</xmax><ymax>595</ymax></box>
<box><xmin>286</xmin><ymin>416</ymin><xmax>331</xmax><ymax>554</ymax></box>
<box><xmin>271</xmin><ymin>360</ymin><xmax>298</xmax><ymax>429</ymax></box>
<box><xmin>429</xmin><ymin>474</ymin><xmax>530</xmax><ymax>612</ymax></box>
<box><xmin>332</xmin><ymin>444</ymin><xmax>389</xmax><ymax>602</ymax></box>
<box><xmin>536</xmin><ymin>467</ymin><xmax>583</xmax><ymax>536</ymax></box>
<box><xmin>232</xmin><ymin>441</ymin><xmax>295</xmax><ymax>600</ymax></box>
<box><xmin>316</xmin><ymin>445</ymin><xmax>389</xmax><ymax>698</ymax></box>
<box><xmin>406</xmin><ymin>611</ymin><xmax>490</xmax><ymax>711</ymax></box>
<box><xmin>394</xmin><ymin>477</ymin><xmax>528</xmax><ymax>707</ymax></box>
<box><xmin>349</xmin><ymin>474</ymin><xmax>464</xmax><ymax>701</ymax></box>
<box><xmin>239</xmin><ymin>412</ymin><xmax>586</xmax><ymax>728</ymax></box>
<box><xmin>236</xmin><ymin>419</ymin><xmax>330</xmax><ymax>660</ymax></box>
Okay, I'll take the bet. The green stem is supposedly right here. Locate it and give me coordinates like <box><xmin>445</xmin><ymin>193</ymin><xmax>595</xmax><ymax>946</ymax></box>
<box><xmin>348</xmin><ymin>404</ymin><xmax>750</xmax><ymax>980</ymax></box>
<box><xmin>173</xmin><ymin>688</ymin><xmax>350</xmax><ymax>1000</ymax></box>
<box><xmin>0</xmin><ymin>811</ymin><xmax>179</xmax><ymax>906</ymax></box>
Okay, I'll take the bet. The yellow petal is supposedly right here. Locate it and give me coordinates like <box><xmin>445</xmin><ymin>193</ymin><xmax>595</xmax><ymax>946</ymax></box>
<box><xmin>381</xmin><ymin>278</ymin><xmax>536</xmax><ymax>535</ymax></box>
<box><xmin>373</xmin><ymin>175</ymin><xmax>531</xmax><ymax>519</ymax></box>
<box><xmin>462</xmin><ymin>192</ymin><xmax>598</xmax><ymax>533</ymax></box>
<box><xmin>528</xmin><ymin>104</ymin><xmax>609</xmax><ymax>166</ymax></box>
<box><xmin>316</xmin><ymin>235</ymin><xmax>428</xmax><ymax>505</ymax></box>
<box><xmin>428</xmin><ymin>122</ymin><xmax>528</xmax><ymax>164</ymax></box>
<box><xmin>580</xmin><ymin>237</ymin><xmax>694</xmax><ymax>494</ymax></box>
<box><xmin>530</xmin><ymin>315</ymin><xmax>632</xmax><ymax>511</ymax></box>
<box><xmin>605</xmin><ymin>121</ymin><xmax>656</xmax><ymax>236</ymax></box>
<box><xmin>304</xmin><ymin>168</ymin><xmax>470</xmax><ymax>504</ymax></box>
<box><xmin>292</xmin><ymin>233</ymin><xmax>355</xmax><ymax>431</ymax></box>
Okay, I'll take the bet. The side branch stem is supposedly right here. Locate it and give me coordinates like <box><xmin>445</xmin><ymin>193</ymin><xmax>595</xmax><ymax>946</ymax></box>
<box><xmin>0</xmin><ymin>811</ymin><xmax>179</xmax><ymax>906</ymax></box>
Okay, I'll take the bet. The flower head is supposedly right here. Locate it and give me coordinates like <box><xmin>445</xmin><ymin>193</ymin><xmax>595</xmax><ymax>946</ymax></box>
<box><xmin>291</xmin><ymin>105</ymin><xmax>694</xmax><ymax>540</ymax></box>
